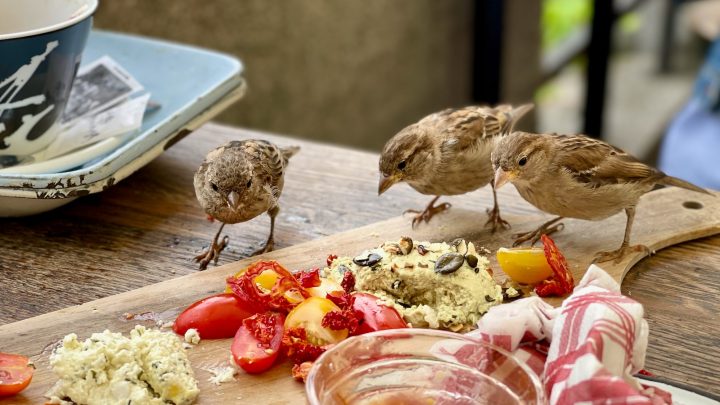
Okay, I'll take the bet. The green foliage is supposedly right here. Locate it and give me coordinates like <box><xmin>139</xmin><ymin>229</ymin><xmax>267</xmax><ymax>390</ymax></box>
<box><xmin>542</xmin><ymin>0</ymin><xmax>592</xmax><ymax>49</ymax></box>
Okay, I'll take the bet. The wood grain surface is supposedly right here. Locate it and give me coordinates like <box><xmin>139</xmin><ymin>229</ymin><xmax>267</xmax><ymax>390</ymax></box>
<box><xmin>1</xmin><ymin>191</ymin><xmax>718</xmax><ymax>404</ymax></box>
<box><xmin>1</xmin><ymin>123</ymin><xmax>719</xmax><ymax>399</ymax></box>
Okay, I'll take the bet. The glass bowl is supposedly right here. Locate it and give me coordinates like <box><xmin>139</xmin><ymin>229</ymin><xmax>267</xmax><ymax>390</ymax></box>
<box><xmin>306</xmin><ymin>329</ymin><xmax>545</xmax><ymax>405</ymax></box>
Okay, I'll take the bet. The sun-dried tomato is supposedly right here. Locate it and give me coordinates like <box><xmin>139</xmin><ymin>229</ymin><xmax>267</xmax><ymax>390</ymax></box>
<box><xmin>534</xmin><ymin>235</ymin><xmax>575</xmax><ymax>297</ymax></box>
<box><xmin>291</xmin><ymin>361</ymin><xmax>313</xmax><ymax>383</ymax></box>
<box><xmin>227</xmin><ymin>260</ymin><xmax>311</xmax><ymax>313</ymax></box>
<box><xmin>322</xmin><ymin>309</ymin><xmax>359</xmax><ymax>334</ymax></box>
<box><xmin>295</xmin><ymin>268</ymin><xmax>321</xmax><ymax>288</ymax></box>
<box><xmin>282</xmin><ymin>327</ymin><xmax>328</xmax><ymax>364</ymax></box>
<box><xmin>243</xmin><ymin>312</ymin><xmax>280</xmax><ymax>347</ymax></box>
<box><xmin>326</xmin><ymin>291</ymin><xmax>355</xmax><ymax>310</ymax></box>
<box><xmin>326</xmin><ymin>254</ymin><xmax>338</xmax><ymax>267</ymax></box>
<box><xmin>340</xmin><ymin>271</ymin><xmax>355</xmax><ymax>292</ymax></box>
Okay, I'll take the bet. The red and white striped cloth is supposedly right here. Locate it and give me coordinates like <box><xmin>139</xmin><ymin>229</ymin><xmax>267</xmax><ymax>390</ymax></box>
<box><xmin>466</xmin><ymin>264</ymin><xmax>672</xmax><ymax>405</ymax></box>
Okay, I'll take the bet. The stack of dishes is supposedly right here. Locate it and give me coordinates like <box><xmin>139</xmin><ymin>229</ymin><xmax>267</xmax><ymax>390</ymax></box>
<box><xmin>0</xmin><ymin>31</ymin><xmax>245</xmax><ymax>216</ymax></box>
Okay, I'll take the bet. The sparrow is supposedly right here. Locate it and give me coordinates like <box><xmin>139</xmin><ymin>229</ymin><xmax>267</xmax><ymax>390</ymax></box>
<box><xmin>193</xmin><ymin>139</ymin><xmax>299</xmax><ymax>270</ymax></box>
<box><xmin>378</xmin><ymin>104</ymin><xmax>533</xmax><ymax>230</ymax></box>
<box><xmin>492</xmin><ymin>131</ymin><xmax>711</xmax><ymax>263</ymax></box>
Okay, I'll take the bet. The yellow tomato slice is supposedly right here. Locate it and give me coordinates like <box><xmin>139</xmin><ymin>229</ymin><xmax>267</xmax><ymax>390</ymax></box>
<box><xmin>285</xmin><ymin>297</ymin><xmax>348</xmax><ymax>345</ymax></box>
<box><xmin>307</xmin><ymin>278</ymin><xmax>343</xmax><ymax>298</ymax></box>
<box><xmin>254</xmin><ymin>270</ymin><xmax>279</xmax><ymax>291</ymax></box>
<box><xmin>496</xmin><ymin>247</ymin><xmax>554</xmax><ymax>285</ymax></box>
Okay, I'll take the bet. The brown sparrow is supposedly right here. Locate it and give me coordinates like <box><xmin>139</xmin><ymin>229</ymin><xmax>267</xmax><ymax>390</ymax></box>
<box><xmin>193</xmin><ymin>139</ymin><xmax>299</xmax><ymax>270</ymax></box>
<box><xmin>378</xmin><ymin>104</ymin><xmax>533</xmax><ymax>230</ymax></box>
<box><xmin>492</xmin><ymin>131</ymin><xmax>710</xmax><ymax>262</ymax></box>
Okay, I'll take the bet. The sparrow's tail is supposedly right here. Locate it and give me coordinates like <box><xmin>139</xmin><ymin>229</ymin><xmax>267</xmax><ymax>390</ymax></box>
<box><xmin>659</xmin><ymin>174</ymin><xmax>712</xmax><ymax>195</ymax></box>
<box><xmin>502</xmin><ymin>103</ymin><xmax>534</xmax><ymax>134</ymax></box>
<box><xmin>281</xmin><ymin>145</ymin><xmax>300</xmax><ymax>160</ymax></box>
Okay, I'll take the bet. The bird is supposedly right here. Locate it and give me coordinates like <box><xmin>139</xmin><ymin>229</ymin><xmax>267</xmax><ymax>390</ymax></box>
<box><xmin>378</xmin><ymin>104</ymin><xmax>533</xmax><ymax>230</ymax></box>
<box><xmin>193</xmin><ymin>139</ymin><xmax>299</xmax><ymax>270</ymax></box>
<box><xmin>491</xmin><ymin>131</ymin><xmax>711</xmax><ymax>263</ymax></box>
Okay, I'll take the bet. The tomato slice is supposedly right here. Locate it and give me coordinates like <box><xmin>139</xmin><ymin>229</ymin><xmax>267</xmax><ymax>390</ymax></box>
<box><xmin>352</xmin><ymin>293</ymin><xmax>408</xmax><ymax>335</ymax></box>
<box><xmin>306</xmin><ymin>278</ymin><xmax>343</xmax><ymax>298</ymax></box>
<box><xmin>227</xmin><ymin>261</ymin><xmax>310</xmax><ymax>313</ymax></box>
<box><xmin>0</xmin><ymin>353</ymin><xmax>34</xmax><ymax>397</ymax></box>
<box><xmin>285</xmin><ymin>297</ymin><xmax>348</xmax><ymax>345</ymax></box>
<box><xmin>496</xmin><ymin>247</ymin><xmax>554</xmax><ymax>285</ymax></box>
<box><xmin>231</xmin><ymin>312</ymin><xmax>285</xmax><ymax>374</ymax></box>
<box><xmin>173</xmin><ymin>293</ymin><xmax>255</xmax><ymax>339</ymax></box>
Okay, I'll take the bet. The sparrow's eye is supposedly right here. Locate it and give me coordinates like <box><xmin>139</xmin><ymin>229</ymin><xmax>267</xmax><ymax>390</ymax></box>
<box><xmin>246</xmin><ymin>179</ymin><xmax>252</xmax><ymax>188</ymax></box>
<box><xmin>210</xmin><ymin>182</ymin><xmax>218</xmax><ymax>192</ymax></box>
<box><xmin>518</xmin><ymin>157</ymin><xmax>528</xmax><ymax>167</ymax></box>
<box><xmin>397</xmin><ymin>160</ymin><xmax>407</xmax><ymax>170</ymax></box>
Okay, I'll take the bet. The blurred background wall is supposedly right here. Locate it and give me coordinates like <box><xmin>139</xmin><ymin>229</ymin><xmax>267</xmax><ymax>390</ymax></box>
<box><xmin>95</xmin><ymin>0</ymin><xmax>477</xmax><ymax>151</ymax></box>
<box><xmin>95</xmin><ymin>0</ymin><xmax>714</xmax><ymax>162</ymax></box>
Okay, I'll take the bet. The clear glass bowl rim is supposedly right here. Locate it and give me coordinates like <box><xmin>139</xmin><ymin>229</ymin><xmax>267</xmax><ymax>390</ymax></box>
<box><xmin>305</xmin><ymin>328</ymin><xmax>546</xmax><ymax>405</ymax></box>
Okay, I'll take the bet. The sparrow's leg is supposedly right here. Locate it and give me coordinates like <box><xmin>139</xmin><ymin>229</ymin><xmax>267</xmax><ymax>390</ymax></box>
<box><xmin>593</xmin><ymin>207</ymin><xmax>651</xmax><ymax>263</ymax></box>
<box><xmin>194</xmin><ymin>223</ymin><xmax>229</xmax><ymax>270</ymax></box>
<box><xmin>485</xmin><ymin>182</ymin><xmax>510</xmax><ymax>232</ymax></box>
<box><xmin>403</xmin><ymin>196</ymin><xmax>452</xmax><ymax>229</ymax></box>
<box><xmin>253</xmin><ymin>205</ymin><xmax>279</xmax><ymax>255</ymax></box>
<box><xmin>512</xmin><ymin>216</ymin><xmax>564</xmax><ymax>246</ymax></box>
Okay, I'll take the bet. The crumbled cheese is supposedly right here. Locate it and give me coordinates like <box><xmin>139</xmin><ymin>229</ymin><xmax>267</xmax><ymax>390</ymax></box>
<box><xmin>47</xmin><ymin>325</ymin><xmax>199</xmax><ymax>405</ymax></box>
<box><xmin>207</xmin><ymin>365</ymin><xmax>237</xmax><ymax>386</ymax></box>
<box><xmin>184</xmin><ymin>328</ymin><xmax>201</xmax><ymax>345</ymax></box>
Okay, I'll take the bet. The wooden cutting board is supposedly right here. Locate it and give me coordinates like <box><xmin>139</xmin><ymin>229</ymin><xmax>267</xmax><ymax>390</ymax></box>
<box><xmin>2</xmin><ymin>187</ymin><xmax>718</xmax><ymax>404</ymax></box>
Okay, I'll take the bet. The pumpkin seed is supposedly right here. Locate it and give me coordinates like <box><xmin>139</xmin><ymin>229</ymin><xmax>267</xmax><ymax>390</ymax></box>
<box><xmin>353</xmin><ymin>252</ymin><xmax>383</xmax><ymax>267</ymax></box>
<box><xmin>417</xmin><ymin>245</ymin><xmax>429</xmax><ymax>256</ymax></box>
<box><xmin>434</xmin><ymin>252</ymin><xmax>464</xmax><ymax>275</ymax></box>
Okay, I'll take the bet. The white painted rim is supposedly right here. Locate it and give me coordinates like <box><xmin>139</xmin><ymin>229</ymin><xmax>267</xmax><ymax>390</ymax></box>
<box><xmin>0</xmin><ymin>0</ymin><xmax>98</xmax><ymax>40</ymax></box>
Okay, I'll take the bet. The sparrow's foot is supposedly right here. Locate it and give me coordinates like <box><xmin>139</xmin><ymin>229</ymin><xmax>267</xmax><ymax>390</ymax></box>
<box><xmin>512</xmin><ymin>222</ymin><xmax>564</xmax><ymax>247</ymax></box>
<box><xmin>485</xmin><ymin>206</ymin><xmax>510</xmax><ymax>233</ymax></box>
<box><xmin>194</xmin><ymin>235</ymin><xmax>229</xmax><ymax>270</ymax></box>
<box><xmin>252</xmin><ymin>237</ymin><xmax>275</xmax><ymax>256</ymax></box>
<box><xmin>404</xmin><ymin>200</ymin><xmax>452</xmax><ymax>229</ymax></box>
<box><xmin>593</xmin><ymin>244</ymin><xmax>650</xmax><ymax>264</ymax></box>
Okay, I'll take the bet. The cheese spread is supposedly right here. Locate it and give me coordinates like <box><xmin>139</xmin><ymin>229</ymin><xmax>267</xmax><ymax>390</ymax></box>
<box><xmin>324</xmin><ymin>238</ymin><xmax>503</xmax><ymax>331</ymax></box>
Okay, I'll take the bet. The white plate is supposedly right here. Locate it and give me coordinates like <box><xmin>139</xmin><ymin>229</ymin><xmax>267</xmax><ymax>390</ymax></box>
<box><xmin>639</xmin><ymin>376</ymin><xmax>720</xmax><ymax>405</ymax></box>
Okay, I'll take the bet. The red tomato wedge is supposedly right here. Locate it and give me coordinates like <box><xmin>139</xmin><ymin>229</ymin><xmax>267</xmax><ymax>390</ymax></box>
<box><xmin>0</xmin><ymin>353</ymin><xmax>34</xmax><ymax>397</ymax></box>
<box><xmin>352</xmin><ymin>293</ymin><xmax>408</xmax><ymax>335</ymax></box>
<box><xmin>231</xmin><ymin>312</ymin><xmax>285</xmax><ymax>374</ymax></box>
<box><xmin>173</xmin><ymin>293</ymin><xmax>255</xmax><ymax>339</ymax></box>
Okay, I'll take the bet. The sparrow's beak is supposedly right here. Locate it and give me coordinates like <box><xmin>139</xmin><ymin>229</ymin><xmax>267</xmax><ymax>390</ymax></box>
<box><xmin>493</xmin><ymin>168</ymin><xmax>517</xmax><ymax>189</ymax></box>
<box><xmin>378</xmin><ymin>173</ymin><xmax>401</xmax><ymax>195</ymax></box>
<box><xmin>227</xmin><ymin>190</ymin><xmax>240</xmax><ymax>210</ymax></box>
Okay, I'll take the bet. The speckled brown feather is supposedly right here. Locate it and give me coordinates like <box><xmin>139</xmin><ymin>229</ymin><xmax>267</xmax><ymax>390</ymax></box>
<box><xmin>194</xmin><ymin>139</ymin><xmax>298</xmax><ymax>224</ymax></box>
<box><xmin>493</xmin><ymin>132</ymin><xmax>709</xmax><ymax>221</ymax></box>
<box><xmin>380</xmin><ymin>104</ymin><xmax>533</xmax><ymax>196</ymax></box>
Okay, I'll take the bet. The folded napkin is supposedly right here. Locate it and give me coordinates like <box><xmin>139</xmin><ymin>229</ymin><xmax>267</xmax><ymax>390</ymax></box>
<box><xmin>466</xmin><ymin>265</ymin><xmax>672</xmax><ymax>405</ymax></box>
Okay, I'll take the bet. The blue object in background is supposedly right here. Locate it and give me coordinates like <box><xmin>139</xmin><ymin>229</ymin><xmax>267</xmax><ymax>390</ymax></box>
<box><xmin>658</xmin><ymin>38</ymin><xmax>720</xmax><ymax>190</ymax></box>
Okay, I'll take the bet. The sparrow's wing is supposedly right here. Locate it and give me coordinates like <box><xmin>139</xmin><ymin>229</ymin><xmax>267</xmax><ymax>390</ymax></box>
<box><xmin>243</xmin><ymin>139</ymin><xmax>286</xmax><ymax>182</ymax></box>
<box><xmin>554</xmin><ymin>135</ymin><xmax>660</xmax><ymax>187</ymax></box>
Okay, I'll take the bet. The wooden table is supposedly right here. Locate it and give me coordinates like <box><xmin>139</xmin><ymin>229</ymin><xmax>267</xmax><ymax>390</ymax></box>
<box><xmin>1</xmin><ymin>123</ymin><xmax>718</xmax><ymax>396</ymax></box>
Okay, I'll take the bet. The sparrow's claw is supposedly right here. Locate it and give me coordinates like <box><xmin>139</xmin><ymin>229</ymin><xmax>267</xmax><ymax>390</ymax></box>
<box><xmin>194</xmin><ymin>235</ymin><xmax>229</xmax><ymax>270</ymax></box>
<box><xmin>404</xmin><ymin>198</ymin><xmax>451</xmax><ymax>229</ymax></box>
<box><xmin>593</xmin><ymin>243</ymin><xmax>650</xmax><ymax>264</ymax></box>
<box><xmin>252</xmin><ymin>237</ymin><xmax>275</xmax><ymax>256</ymax></box>
<box><xmin>512</xmin><ymin>222</ymin><xmax>564</xmax><ymax>247</ymax></box>
<box><xmin>485</xmin><ymin>206</ymin><xmax>511</xmax><ymax>233</ymax></box>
